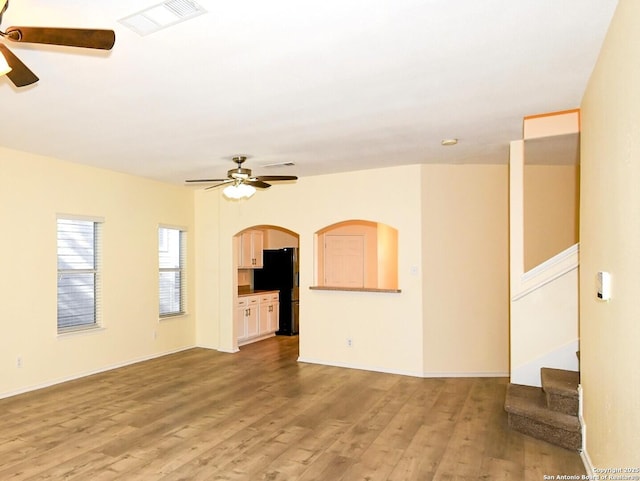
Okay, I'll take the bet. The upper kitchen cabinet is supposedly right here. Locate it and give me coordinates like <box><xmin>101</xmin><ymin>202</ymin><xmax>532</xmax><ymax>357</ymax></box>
<box><xmin>238</xmin><ymin>229</ymin><xmax>264</xmax><ymax>268</ymax></box>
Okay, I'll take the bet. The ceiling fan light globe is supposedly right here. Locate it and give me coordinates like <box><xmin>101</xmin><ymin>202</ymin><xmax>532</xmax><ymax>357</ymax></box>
<box><xmin>243</xmin><ymin>184</ymin><xmax>256</xmax><ymax>198</ymax></box>
<box><xmin>223</xmin><ymin>184</ymin><xmax>241</xmax><ymax>199</ymax></box>
<box><xmin>223</xmin><ymin>183</ymin><xmax>256</xmax><ymax>200</ymax></box>
<box><xmin>237</xmin><ymin>183</ymin><xmax>256</xmax><ymax>198</ymax></box>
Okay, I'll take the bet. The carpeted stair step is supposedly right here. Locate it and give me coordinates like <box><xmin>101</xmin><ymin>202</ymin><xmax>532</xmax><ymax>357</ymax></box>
<box><xmin>504</xmin><ymin>383</ymin><xmax>581</xmax><ymax>451</ymax></box>
<box><xmin>541</xmin><ymin>367</ymin><xmax>579</xmax><ymax>416</ymax></box>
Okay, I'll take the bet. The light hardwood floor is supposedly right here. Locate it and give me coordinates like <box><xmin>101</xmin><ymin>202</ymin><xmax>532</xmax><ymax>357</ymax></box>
<box><xmin>0</xmin><ymin>336</ymin><xmax>586</xmax><ymax>480</ymax></box>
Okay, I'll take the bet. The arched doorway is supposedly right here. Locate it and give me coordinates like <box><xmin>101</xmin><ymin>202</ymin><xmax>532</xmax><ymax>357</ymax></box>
<box><xmin>234</xmin><ymin>225</ymin><xmax>300</xmax><ymax>348</ymax></box>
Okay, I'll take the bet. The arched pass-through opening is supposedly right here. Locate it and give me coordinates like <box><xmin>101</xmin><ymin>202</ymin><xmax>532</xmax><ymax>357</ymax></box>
<box><xmin>313</xmin><ymin>219</ymin><xmax>399</xmax><ymax>292</ymax></box>
<box><xmin>234</xmin><ymin>225</ymin><xmax>300</xmax><ymax>349</ymax></box>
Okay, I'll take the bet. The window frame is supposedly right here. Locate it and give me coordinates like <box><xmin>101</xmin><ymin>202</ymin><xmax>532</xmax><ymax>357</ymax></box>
<box><xmin>56</xmin><ymin>215</ymin><xmax>103</xmax><ymax>334</ymax></box>
<box><xmin>158</xmin><ymin>225</ymin><xmax>187</xmax><ymax>318</ymax></box>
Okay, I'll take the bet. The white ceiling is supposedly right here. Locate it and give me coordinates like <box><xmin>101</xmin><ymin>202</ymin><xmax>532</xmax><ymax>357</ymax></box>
<box><xmin>0</xmin><ymin>0</ymin><xmax>618</xmax><ymax>185</ymax></box>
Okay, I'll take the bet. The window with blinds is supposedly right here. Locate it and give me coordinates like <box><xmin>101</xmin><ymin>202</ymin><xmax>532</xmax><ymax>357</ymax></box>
<box><xmin>159</xmin><ymin>227</ymin><xmax>186</xmax><ymax>317</ymax></box>
<box><xmin>57</xmin><ymin>218</ymin><xmax>102</xmax><ymax>333</ymax></box>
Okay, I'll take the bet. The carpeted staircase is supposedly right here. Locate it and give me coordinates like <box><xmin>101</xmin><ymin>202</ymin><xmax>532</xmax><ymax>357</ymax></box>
<box><xmin>504</xmin><ymin>367</ymin><xmax>581</xmax><ymax>451</ymax></box>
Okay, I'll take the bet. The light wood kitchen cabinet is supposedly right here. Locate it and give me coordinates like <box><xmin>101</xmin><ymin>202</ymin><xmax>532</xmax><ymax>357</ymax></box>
<box><xmin>235</xmin><ymin>298</ymin><xmax>247</xmax><ymax>341</ymax></box>
<box><xmin>238</xmin><ymin>230</ymin><xmax>263</xmax><ymax>268</ymax></box>
<box><xmin>237</xmin><ymin>291</ymin><xmax>279</xmax><ymax>346</ymax></box>
<box><xmin>259</xmin><ymin>292</ymin><xmax>280</xmax><ymax>335</ymax></box>
<box><xmin>235</xmin><ymin>295</ymin><xmax>259</xmax><ymax>343</ymax></box>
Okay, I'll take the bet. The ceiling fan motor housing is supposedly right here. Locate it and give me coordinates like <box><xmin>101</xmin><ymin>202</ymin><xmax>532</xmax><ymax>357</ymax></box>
<box><xmin>230</xmin><ymin>168</ymin><xmax>251</xmax><ymax>179</ymax></box>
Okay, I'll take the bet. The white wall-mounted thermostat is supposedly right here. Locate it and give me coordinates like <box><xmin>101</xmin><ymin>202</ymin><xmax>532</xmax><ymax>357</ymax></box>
<box><xmin>597</xmin><ymin>271</ymin><xmax>611</xmax><ymax>301</ymax></box>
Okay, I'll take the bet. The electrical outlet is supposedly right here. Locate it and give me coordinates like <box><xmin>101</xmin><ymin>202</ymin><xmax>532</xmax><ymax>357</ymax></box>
<box><xmin>16</xmin><ymin>357</ymin><xmax>22</xmax><ymax>368</ymax></box>
<box><xmin>346</xmin><ymin>338</ymin><xmax>353</xmax><ymax>348</ymax></box>
<box><xmin>153</xmin><ymin>330</ymin><xmax>157</xmax><ymax>340</ymax></box>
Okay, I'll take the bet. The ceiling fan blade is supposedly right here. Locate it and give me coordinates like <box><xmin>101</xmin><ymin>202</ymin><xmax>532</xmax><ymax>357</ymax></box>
<box><xmin>245</xmin><ymin>180</ymin><xmax>272</xmax><ymax>189</ymax></box>
<box><xmin>5</xmin><ymin>26</ymin><xmax>115</xmax><ymax>50</ymax></box>
<box><xmin>0</xmin><ymin>44</ymin><xmax>39</xmax><ymax>87</ymax></box>
<box><xmin>254</xmin><ymin>175</ymin><xmax>298</xmax><ymax>182</ymax></box>
<box><xmin>0</xmin><ymin>0</ymin><xmax>8</xmax><ymax>24</ymax></box>
<box><xmin>185</xmin><ymin>178</ymin><xmax>229</xmax><ymax>183</ymax></box>
<box><xmin>205</xmin><ymin>180</ymin><xmax>233</xmax><ymax>191</ymax></box>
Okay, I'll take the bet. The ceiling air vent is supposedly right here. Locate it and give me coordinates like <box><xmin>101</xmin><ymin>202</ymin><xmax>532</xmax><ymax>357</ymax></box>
<box><xmin>119</xmin><ymin>0</ymin><xmax>206</xmax><ymax>36</ymax></box>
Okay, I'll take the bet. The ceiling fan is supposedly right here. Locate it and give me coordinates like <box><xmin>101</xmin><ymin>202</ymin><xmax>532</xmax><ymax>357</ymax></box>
<box><xmin>0</xmin><ymin>0</ymin><xmax>115</xmax><ymax>87</ymax></box>
<box><xmin>185</xmin><ymin>156</ymin><xmax>298</xmax><ymax>199</ymax></box>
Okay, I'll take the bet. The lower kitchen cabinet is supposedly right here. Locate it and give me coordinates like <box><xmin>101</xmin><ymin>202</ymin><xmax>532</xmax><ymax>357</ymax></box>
<box><xmin>259</xmin><ymin>292</ymin><xmax>280</xmax><ymax>335</ymax></box>
<box><xmin>236</xmin><ymin>296</ymin><xmax>259</xmax><ymax>343</ymax></box>
<box><xmin>236</xmin><ymin>291</ymin><xmax>279</xmax><ymax>346</ymax></box>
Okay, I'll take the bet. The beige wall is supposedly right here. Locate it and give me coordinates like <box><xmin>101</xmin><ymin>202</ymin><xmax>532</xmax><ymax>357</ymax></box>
<box><xmin>196</xmin><ymin>165</ymin><xmax>426</xmax><ymax>374</ymax></box>
<box><xmin>194</xmin><ymin>189</ymin><xmax>221</xmax><ymax>349</ymax></box>
<box><xmin>195</xmin><ymin>163</ymin><xmax>508</xmax><ymax>376</ymax></box>
<box><xmin>377</xmin><ymin>222</ymin><xmax>398</xmax><ymax>290</ymax></box>
<box><xmin>0</xmin><ymin>147</ymin><xmax>195</xmax><ymax>398</ymax></box>
<box><xmin>580</xmin><ymin>0</ymin><xmax>640</xmax><ymax>468</ymax></box>
<box><xmin>421</xmin><ymin>164</ymin><xmax>510</xmax><ymax>375</ymax></box>
<box><xmin>264</xmin><ymin>228</ymin><xmax>299</xmax><ymax>249</ymax></box>
<box><xmin>1</xmin><ymin>151</ymin><xmax>510</xmax><ymax>395</ymax></box>
<box><xmin>524</xmin><ymin>164</ymin><xmax>579</xmax><ymax>271</ymax></box>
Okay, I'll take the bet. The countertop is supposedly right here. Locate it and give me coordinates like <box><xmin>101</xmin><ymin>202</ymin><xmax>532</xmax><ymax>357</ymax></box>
<box><xmin>237</xmin><ymin>289</ymin><xmax>279</xmax><ymax>297</ymax></box>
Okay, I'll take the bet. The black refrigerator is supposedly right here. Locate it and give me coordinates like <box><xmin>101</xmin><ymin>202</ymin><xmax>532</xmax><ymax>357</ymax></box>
<box><xmin>254</xmin><ymin>248</ymin><xmax>299</xmax><ymax>335</ymax></box>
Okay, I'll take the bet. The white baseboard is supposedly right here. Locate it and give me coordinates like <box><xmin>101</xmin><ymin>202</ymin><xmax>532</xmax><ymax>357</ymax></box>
<box><xmin>238</xmin><ymin>333</ymin><xmax>276</xmax><ymax>348</ymax></box>
<box><xmin>215</xmin><ymin>347</ymin><xmax>240</xmax><ymax>353</ymax></box>
<box><xmin>422</xmin><ymin>370</ymin><xmax>510</xmax><ymax>378</ymax></box>
<box><xmin>578</xmin><ymin>384</ymin><xmax>595</xmax><ymax>476</ymax></box>
<box><xmin>298</xmin><ymin>356</ymin><xmax>424</xmax><ymax>378</ymax></box>
<box><xmin>298</xmin><ymin>356</ymin><xmax>508</xmax><ymax>379</ymax></box>
<box><xmin>0</xmin><ymin>345</ymin><xmax>195</xmax><ymax>401</ymax></box>
<box><xmin>204</xmin><ymin>333</ymin><xmax>277</xmax><ymax>354</ymax></box>
<box><xmin>581</xmin><ymin>437</ymin><xmax>595</xmax><ymax>477</ymax></box>
<box><xmin>195</xmin><ymin>341</ymin><xmax>239</xmax><ymax>353</ymax></box>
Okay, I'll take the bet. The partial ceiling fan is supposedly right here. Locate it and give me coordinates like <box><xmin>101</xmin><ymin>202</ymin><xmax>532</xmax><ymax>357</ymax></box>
<box><xmin>0</xmin><ymin>0</ymin><xmax>115</xmax><ymax>87</ymax></box>
<box><xmin>186</xmin><ymin>156</ymin><xmax>298</xmax><ymax>199</ymax></box>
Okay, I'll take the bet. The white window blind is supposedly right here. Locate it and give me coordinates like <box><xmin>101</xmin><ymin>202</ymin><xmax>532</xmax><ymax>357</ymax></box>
<box><xmin>57</xmin><ymin>218</ymin><xmax>101</xmax><ymax>332</ymax></box>
<box><xmin>159</xmin><ymin>227</ymin><xmax>185</xmax><ymax>317</ymax></box>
